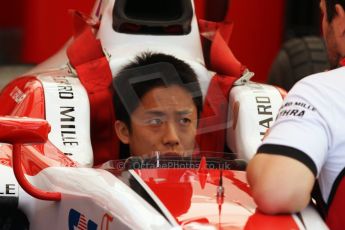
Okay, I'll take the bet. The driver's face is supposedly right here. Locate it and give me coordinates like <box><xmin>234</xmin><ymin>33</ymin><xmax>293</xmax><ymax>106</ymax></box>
<box><xmin>320</xmin><ymin>0</ymin><xmax>341</xmax><ymax>69</ymax></box>
<box><xmin>118</xmin><ymin>85</ymin><xmax>198</xmax><ymax>157</ymax></box>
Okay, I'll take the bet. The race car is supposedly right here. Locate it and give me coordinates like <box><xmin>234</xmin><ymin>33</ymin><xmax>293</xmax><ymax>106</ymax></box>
<box><xmin>0</xmin><ymin>0</ymin><xmax>328</xmax><ymax>229</ymax></box>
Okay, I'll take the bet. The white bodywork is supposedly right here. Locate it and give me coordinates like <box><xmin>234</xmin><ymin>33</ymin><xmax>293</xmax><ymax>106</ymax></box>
<box><xmin>39</xmin><ymin>72</ymin><xmax>93</xmax><ymax>167</ymax></box>
<box><xmin>97</xmin><ymin>0</ymin><xmax>212</xmax><ymax>97</ymax></box>
<box><xmin>0</xmin><ymin>164</ymin><xmax>173</xmax><ymax>230</ymax></box>
<box><xmin>227</xmin><ymin>82</ymin><xmax>284</xmax><ymax>160</ymax></box>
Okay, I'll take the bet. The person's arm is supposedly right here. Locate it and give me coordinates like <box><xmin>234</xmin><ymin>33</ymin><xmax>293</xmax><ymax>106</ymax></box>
<box><xmin>247</xmin><ymin>153</ymin><xmax>315</xmax><ymax>214</ymax></box>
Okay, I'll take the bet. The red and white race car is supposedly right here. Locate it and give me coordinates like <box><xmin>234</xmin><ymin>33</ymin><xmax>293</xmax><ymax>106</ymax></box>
<box><xmin>0</xmin><ymin>0</ymin><xmax>328</xmax><ymax>229</ymax></box>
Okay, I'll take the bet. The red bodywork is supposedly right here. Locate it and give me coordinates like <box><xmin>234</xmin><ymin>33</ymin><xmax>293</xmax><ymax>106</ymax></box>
<box><xmin>138</xmin><ymin>168</ymin><xmax>299</xmax><ymax>229</ymax></box>
<box><xmin>0</xmin><ymin>78</ymin><xmax>77</xmax><ymax>200</ymax></box>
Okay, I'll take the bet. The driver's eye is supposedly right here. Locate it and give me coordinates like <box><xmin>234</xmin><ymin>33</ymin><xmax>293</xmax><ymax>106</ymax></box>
<box><xmin>179</xmin><ymin>118</ymin><xmax>191</xmax><ymax>125</ymax></box>
<box><xmin>147</xmin><ymin>118</ymin><xmax>163</xmax><ymax>126</ymax></box>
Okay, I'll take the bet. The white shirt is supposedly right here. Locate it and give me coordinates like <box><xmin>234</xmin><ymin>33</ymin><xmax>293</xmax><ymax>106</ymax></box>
<box><xmin>258</xmin><ymin>66</ymin><xmax>345</xmax><ymax>204</ymax></box>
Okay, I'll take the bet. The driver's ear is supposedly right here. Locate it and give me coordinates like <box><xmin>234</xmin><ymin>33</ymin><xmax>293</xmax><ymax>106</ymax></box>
<box><xmin>115</xmin><ymin>120</ymin><xmax>130</xmax><ymax>144</ymax></box>
<box><xmin>334</xmin><ymin>4</ymin><xmax>345</xmax><ymax>37</ymax></box>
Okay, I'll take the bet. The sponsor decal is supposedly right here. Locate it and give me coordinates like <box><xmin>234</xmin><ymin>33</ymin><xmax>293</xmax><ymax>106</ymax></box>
<box><xmin>256</xmin><ymin>96</ymin><xmax>273</xmax><ymax>139</ymax></box>
<box><xmin>10</xmin><ymin>86</ymin><xmax>26</xmax><ymax>103</ymax></box>
<box><xmin>60</xmin><ymin>106</ymin><xmax>78</xmax><ymax>147</ymax></box>
<box><xmin>249</xmin><ymin>84</ymin><xmax>274</xmax><ymax>140</ymax></box>
<box><xmin>51</xmin><ymin>76</ymin><xmax>80</xmax><ymax>156</ymax></box>
<box><xmin>68</xmin><ymin>209</ymin><xmax>98</xmax><ymax>230</ymax></box>
<box><xmin>277</xmin><ymin>100</ymin><xmax>316</xmax><ymax>119</ymax></box>
<box><xmin>280</xmin><ymin>101</ymin><xmax>316</xmax><ymax>111</ymax></box>
<box><xmin>0</xmin><ymin>184</ymin><xmax>17</xmax><ymax>196</ymax></box>
<box><xmin>54</xmin><ymin>77</ymin><xmax>74</xmax><ymax>99</ymax></box>
<box><xmin>40</xmin><ymin>75</ymin><xmax>93</xmax><ymax>164</ymax></box>
<box><xmin>0</xmin><ymin>183</ymin><xmax>19</xmax><ymax>207</ymax></box>
<box><xmin>277</xmin><ymin>109</ymin><xmax>305</xmax><ymax>118</ymax></box>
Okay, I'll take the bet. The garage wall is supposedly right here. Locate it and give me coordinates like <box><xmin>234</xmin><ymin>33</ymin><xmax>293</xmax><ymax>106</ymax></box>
<box><xmin>0</xmin><ymin>0</ymin><xmax>25</xmax><ymax>63</ymax></box>
<box><xmin>228</xmin><ymin>1</ymin><xmax>285</xmax><ymax>82</ymax></box>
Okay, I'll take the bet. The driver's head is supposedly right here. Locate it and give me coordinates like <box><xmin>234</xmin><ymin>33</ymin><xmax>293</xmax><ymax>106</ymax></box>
<box><xmin>322</xmin><ymin>0</ymin><xmax>345</xmax><ymax>68</ymax></box>
<box><xmin>113</xmin><ymin>52</ymin><xmax>203</xmax><ymax>158</ymax></box>
<box><xmin>324</xmin><ymin>0</ymin><xmax>345</xmax><ymax>22</ymax></box>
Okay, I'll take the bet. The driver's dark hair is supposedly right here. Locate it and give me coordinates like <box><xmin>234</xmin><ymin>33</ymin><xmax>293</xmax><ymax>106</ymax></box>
<box><xmin>113</xmin><ymin>52</ymin><xmax>203</xmax><ymax>158</ymax></box>
<box><xmin>325</xmin><ymin>0</ymin><xmax>345</xmax><ymax>22</ymax></box>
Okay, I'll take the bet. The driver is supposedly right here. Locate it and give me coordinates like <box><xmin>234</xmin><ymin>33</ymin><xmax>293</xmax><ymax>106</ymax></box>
<box><xmin>113</xmin><ymin>52</ymin><xmax>203</xmax><ymax>159</ymax></box>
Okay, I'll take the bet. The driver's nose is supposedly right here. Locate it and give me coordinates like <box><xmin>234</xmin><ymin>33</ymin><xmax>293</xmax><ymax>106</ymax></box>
<box><xmin>162</xmin><ymin>123</ymin><xmax>180</xmax><ymax>148</ymax></box>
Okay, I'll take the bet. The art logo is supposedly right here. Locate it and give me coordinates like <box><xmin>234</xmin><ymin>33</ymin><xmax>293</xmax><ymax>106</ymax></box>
<box><xmin>69</xmin><ymin>209</ymin><xmax>98</xmax><ymax>230</ymax></box>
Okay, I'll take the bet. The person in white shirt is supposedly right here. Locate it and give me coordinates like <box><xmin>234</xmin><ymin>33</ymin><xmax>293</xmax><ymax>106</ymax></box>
<box><xmin>247</xmin><ymin>1</ymin><xmax>345</xmax><ymax>229</ymax></box>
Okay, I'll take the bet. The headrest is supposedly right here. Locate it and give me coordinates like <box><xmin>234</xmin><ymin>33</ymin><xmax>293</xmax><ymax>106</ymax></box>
<box><xmin>113</xmin><ymin>0</ymin><xmax>193</xmax><ymax>35</ymax></box>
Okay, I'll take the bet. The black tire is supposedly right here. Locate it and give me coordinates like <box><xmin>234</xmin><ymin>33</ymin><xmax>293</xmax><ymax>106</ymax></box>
<box><xmin>267</xmin><ymin>36</ymin><xmax>329</xmax><ymax>91</ymax></box>
<box><xmin>0</xmin><ymin>208</ymin><xmax>29</xmax><ymax>230</ymax></box>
